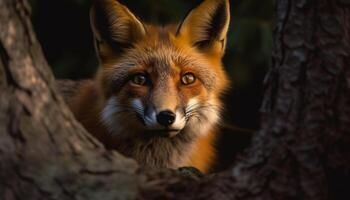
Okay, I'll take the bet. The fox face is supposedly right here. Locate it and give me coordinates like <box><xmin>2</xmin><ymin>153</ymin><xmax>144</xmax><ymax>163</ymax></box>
<box><xmin>99</xmin><ymin>40</ymin><xmax>225</xmax><ymax>138</ymax></box>
<box><xmin>88</xmin><ymin>0</ymin><xmax>230</xmax><ymax>171</ymax></box>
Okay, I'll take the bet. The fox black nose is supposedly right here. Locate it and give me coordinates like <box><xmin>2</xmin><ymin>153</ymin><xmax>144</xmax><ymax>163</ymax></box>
<box><xmin>157</xmin><ymin>110</ymin><xmax>176</xmax><ymax>126</ymax></box>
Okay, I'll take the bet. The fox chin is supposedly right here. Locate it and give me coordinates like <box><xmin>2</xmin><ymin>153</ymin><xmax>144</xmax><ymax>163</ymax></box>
<box><xmin>62</xmin><ymin>0</ymin><xmax>230</xmax><ymax>173</ymax></box>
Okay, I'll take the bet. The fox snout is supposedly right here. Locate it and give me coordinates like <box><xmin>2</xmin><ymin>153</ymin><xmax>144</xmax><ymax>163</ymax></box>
<box><xmin>132</xmin><ymin>99</ymin><xmax>187</xmax><ymax>136</ymax></box>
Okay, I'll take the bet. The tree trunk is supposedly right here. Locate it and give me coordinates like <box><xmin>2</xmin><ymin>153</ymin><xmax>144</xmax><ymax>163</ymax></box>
<box><xmin>0</xmin><ymin>0</ymin><xmax>349</xmax><ymax>200</ymax></box>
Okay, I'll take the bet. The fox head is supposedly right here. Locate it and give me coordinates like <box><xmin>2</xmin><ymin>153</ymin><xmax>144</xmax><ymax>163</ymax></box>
<box><xmin>90</xmin><ymin>0</ymin><xmax>230</xmax><ymax>141</ymax></box>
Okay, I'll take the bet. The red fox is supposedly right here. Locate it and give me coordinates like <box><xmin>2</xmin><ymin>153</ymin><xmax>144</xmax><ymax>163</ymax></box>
<box><xmin>64</xmin><ymin>0</ymin><xmax>230</xmax><ymax>173</ymax></box>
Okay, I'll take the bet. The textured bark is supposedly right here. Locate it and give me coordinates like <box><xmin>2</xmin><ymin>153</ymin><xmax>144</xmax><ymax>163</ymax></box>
<box><xmin>237</xmin><ymin>0</ymin><xmax>350</xmax><ymax>199</ymax></box>
<box><xmin>0</xmin><ymin>0</ymin><xmax>350</xmax><ymax>200</ymax></box>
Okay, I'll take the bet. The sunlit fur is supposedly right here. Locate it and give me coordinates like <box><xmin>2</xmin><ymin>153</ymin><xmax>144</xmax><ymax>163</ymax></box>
<box><xmin>67</xmin><ymin>0</ymin><xmax>230</xmax><ymax>173</ymax></box>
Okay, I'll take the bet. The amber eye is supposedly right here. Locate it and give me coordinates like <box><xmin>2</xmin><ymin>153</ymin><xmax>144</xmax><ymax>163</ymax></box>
<box><xmin>181</xmin><ymin>73</ymin><xmax>196</xmax><ymax>85</ymax></box>
<box><xmin>131</xmin><ymin>74</ymin><xmax>148</xmax><ymax>86</ymax></box>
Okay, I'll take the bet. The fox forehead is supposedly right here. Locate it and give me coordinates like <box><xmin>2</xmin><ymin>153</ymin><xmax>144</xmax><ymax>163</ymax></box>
<box><xmin>103</xmin><ymin>37</ymin><xmax>218</xmax><ymax>92</ymax></box>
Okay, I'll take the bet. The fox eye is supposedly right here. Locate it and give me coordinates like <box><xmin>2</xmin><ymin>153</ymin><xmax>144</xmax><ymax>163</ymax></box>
<box><xmin>181</xmin><ymin>73</ymin><xmax>196</xmax><ymax>85</ymax></box>
<box><xmin>131</xmin><ymin>74</ymin><xmax>148</xmax><ymax>86</ymax></box>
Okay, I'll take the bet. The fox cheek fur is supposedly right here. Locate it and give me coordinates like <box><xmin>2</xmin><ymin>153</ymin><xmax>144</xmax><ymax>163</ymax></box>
<box><xmin>67</xmin><ymin>0</ymin><xmax>230</xmax><ymax>173</ymax></box>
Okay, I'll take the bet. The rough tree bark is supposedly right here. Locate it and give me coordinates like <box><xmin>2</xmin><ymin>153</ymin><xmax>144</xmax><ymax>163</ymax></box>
<box><xmin>0</xmin><ymin>0</ymin><xmax>349</xmax><ymax>200</ymax></box>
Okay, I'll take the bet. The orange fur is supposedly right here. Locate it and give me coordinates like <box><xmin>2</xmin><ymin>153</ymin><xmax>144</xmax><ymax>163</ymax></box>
<box><xmin>189</xmin><ymin>130</ymin><xmax>217</xmax><ymax>173</ymax></box>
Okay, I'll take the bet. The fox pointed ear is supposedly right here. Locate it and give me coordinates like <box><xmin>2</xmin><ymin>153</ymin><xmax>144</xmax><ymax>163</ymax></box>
<box><xmin>90</xmin><ymin>0</ymin><xmax>146</xmax><ymax>59</ymax></box>
<box><xmin>176</xmin><ymin>0</ymin><xmax>230</xmax><ymax>56</ymax></box>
